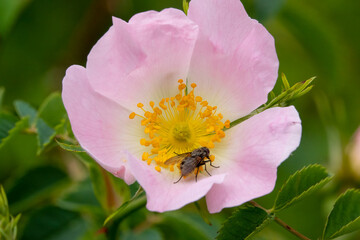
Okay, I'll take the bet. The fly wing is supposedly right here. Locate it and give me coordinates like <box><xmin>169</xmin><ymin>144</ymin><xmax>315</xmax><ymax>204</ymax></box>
<box><xmin>164</xmin><ymin>152</ymin><xmax>191</xmax><ymax>165</ymax></box>
<box><xmin>181</xmin><ymin>156</ymin><xmax>203</xmax><ymax>175</ymax></box>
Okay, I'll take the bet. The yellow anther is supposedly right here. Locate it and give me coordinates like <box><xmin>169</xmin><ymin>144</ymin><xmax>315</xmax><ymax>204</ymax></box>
<box><xmin>210</xmin><ymin>155</ymin><xmax>215</xmax><ymax>162</ymax></box>
<box><xmin>201</xmin><ymin>101</ymin><xmax>208</xmax><ymax>107</ymax></box>
<box><xmin>131</xmin><ymin>80</ymin><xmax>229</xmax><ymax>174</ymax></box>
<box><xmin>207</xmin><ymin>126</ymin><xmax>215</xmax><ymax>133</ymax></box>
<box><xmin>225</xmin><ymin>120</ymin><xmax>231</xmax><ymax>128</ymax></box>
<box><xmin>142</xmin><ymin>152</ymin><xmax>149</xmax><ymax>160</ymax></box>
<box><xmin>151</xmin><ymin>148</ymin><xmax>159</xmax><ymax>154</ymax></box>
<box><xmin>154</xmin><ymin>107</ymin><xmax>162</xmax><ymax>115</ymax></box>
<box><xmin>159</xmin><ymin>103</ymin><xmax>167</xmax><ymax>110</ymax></box>
<box><xmin>149</xmin><ymin>131</ymin><xmax>155</xmax><ymax>139</ymax></box>
<box><xmin>141</xmin><ymin>118</ymin><xmax>150</xmax><ymax>126</ymax></box>
<box><xmin>145</xmin><ymin>111</ymin><xmax>152</xmax><ymax>118</ymax></box>
<box><xmin>129</xmin><ymin>112</ymin><xmax>136</xmax><ymax>119</ymax></box>
<box><xmin>140</xmin><ymin>138</ymin><xmax>147</xmax><ymax>146</ymax></box>
<box><xmin>211</xmin><ymin>135</ymin><xmax>220</xmax><ymax>142</ymax></box>
<box><xmin>217</xmin><ymin>130</ymin><xmax>226</xmax><ymax>138</ymax></box>
<box><xmin>195</xmin><ymin>96</ymin><xmax>202</xmax><ymax>102</ymax></box>
<box><xmin>178</xmin><ymin>83</ymin><xmax>186</xmax><ymax>90</ymax></box>
<box><xmin>202</xmin><ymin>111</ymin><xmax>211</xmax><ymax>117</ymax></box>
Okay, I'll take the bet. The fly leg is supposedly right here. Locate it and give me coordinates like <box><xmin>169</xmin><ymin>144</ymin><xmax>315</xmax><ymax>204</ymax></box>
<box><xmin>173</xmin><ymin>175</ymin><xmax>183</xmax><ymax>184</ymax></box>
<box><xmin>203</xmin><ymin>160</ymin><xmax>220</xmax><ymax>168</ymax></box>
<box><xmin>204</xmin><ymin>162</ymin><xmax>211</xmax><ymax>176</ymax></box>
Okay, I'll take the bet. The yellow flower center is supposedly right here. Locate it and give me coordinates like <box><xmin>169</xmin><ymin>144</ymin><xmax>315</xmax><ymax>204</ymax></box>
<box><xmin>129</xmin><ymin>79</ymin><xmax>230</xmax><ymax>174</ymax></box>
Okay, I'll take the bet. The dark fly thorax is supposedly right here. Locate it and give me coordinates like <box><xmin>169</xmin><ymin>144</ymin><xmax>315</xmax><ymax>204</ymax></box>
<box><xmin>190</xmin><ymin>147</ymin><xmax>210</xmax><ymax>159</ymax></box>
<box><xmin>179</xmin><ymin>147</ymin><xmax>210</xmax><ymax>176</ymax></box>
<box><xmin>174</xmin><ymin>146</ymin><xmax>218</xmax><ymax>183</ymax></box>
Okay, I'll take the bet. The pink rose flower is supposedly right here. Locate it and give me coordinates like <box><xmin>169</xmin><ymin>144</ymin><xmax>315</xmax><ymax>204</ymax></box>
<box><xmin>349</xmin><ymin>128</ymin><xmax>360</xmax><ymax>180</ymax></box>
<box><xmin>62</xmin><ymin>0</ymin><xmax>302</xmax><ymax>213</ymax></box>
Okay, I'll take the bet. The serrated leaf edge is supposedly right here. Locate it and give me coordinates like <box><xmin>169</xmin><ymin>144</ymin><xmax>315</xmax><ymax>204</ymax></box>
<box><xmin>273</xmin><ymin>164</ymin><xmax>332</xmax><ymax>212</ymax></box>
<box><xmin>55</xmin><ymin>139</ymin><xmax>85</xmax><ymax>152</ymax></box>
<box><xmin>0</xmin><ymin>117</ymin><xmax>28</xmax><ymax>149</ymax></box>
<box><xmin>36</xmin><ymin>119</ymin><xmax>56</xmax><ymax>155</ymax></box>
<box><xmin>216</xmin><ymin>204</ymin><xmax>272</xmax><ymax>240</ymax></box>
<box><xmin>323</xmin><ymin>189</ymin><xmax>360</xmax><ymax>239</ymax></box>
<box><xmin>37</xmin><ymin>92</ymin><xmax>62</xmax><ymax>116</ymax></box>
<box><xmin>245</xmin><ymin>216</ymin><xmax>273</xmax><ymax>240</ymax></box>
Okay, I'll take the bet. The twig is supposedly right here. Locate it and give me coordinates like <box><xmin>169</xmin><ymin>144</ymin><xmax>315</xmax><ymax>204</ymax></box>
<box><xmin>249</xmin><ymin>201</ymin><xmax>311</xmax><ymax>240</ymax></box>
<box><xmin>274</xmin><ymin>217</ymin><xmax>311</xmax><ymax>240</ymax></box>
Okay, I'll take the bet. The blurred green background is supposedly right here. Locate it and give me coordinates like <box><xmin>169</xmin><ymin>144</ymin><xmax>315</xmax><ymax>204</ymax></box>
<box><xmin>1</xmin><ymin>0</ymin><xmax>360</xmax><ymax>239</ymax></box>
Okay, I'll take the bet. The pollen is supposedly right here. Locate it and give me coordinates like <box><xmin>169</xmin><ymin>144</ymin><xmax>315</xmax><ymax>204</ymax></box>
<box><xmin>129</xmin><ymin>112</ymin><xmax>136</xmax><ymax>119</ymax></box>
<box><xmin>129</xmin><ymin>80</ymin><xmax>230</xmax><ymax>175</ymax></box>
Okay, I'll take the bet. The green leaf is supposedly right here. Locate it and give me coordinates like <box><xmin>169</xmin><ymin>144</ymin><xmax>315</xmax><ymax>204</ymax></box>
<box><xmin>0</xmin><ymin>0</ymin><xmax>32</xmax><ymax>37</ymax></box>
<box><xmin>0</xmin><ymin>87</ymin><xmax>4</xmax><ymax>109</ymax></box>
<box><xmin>323</xmin><ymin>189</ymin><xmax>360</xmax><ymax>239</ymax></box>
<box><xmin>14</xmin><ymin>100</ymin><xmax>37</xmax><ymax>125</ymax></box>
<box><xmin>75</xmin><ymin>153</ymin><xmax>109</xmax><ymax>211</ymax></box>
<box><xmin>217</xmin><ymin>203</ymin><xmax>271</xmax><ymax>240</ymax></box>
<box><xmin>7</xmin><ymin>166</ymin><xmax>69</xmax><ymax>213</ymax></box>
<box><xmin>104</xmin><ymin>187</ymin><xmax>145</xmax><ymax>225</ymax></box>
<box><xmin>0</xmin><ymin>0</ymin><xmax>94</xmax><ymax>104</ymax></box>
<box><xmin>56</xmin><ymin>139</ymin><xmax>85</xmax><ymax>152</ymax></box>
<box><xmin>281</xmin><ymin>73</ymin><xmax>290</xmax><ymax>90</ymax></box>
<box><xmin>194</xmin><ymin>201</ymin><xmax>212</xmax><ymax>226</ymax></box>
<box><xmin>273</xmin><ymin>164</ymin><xmax>332</xmax><ymax>212</ymax></box>
<box><xmin>0</xmin><ymin>113</ymin><xmax>28</xmax><ymax>150</ymax></box>
<box><xmin>36</xmin><ymin>118</ymin><xmax>56</xmax><ymax>154</ymax></box>
<box><xmin>183</xmin><ymin>0</ymin><xmax>190</xmax><ymax>14</ymax></box>
<box><xmin>120</xmin><ymin>229</ymin><xmax>162</xmax><ymax>240</ymax></box>
<box><xmin>0</xmin><ymin>185</ymin><xmax>21</xmax><ymax>240</ymax></box>
<box><xmin>75</xmin><ymin>153</ymin><xmax>131</xmax><ymax>213</ymax></box>
<box><xmin>56</xmin><ymin>179</ymin><xmax>102</xmax><ymax>214</ymax></box>
<box><xmin>37</xmin><ymin>92</ymin><xmax>66</xmax><ymax>128</ymax></box>
<box><xmin>155</xmin><ymin>212</ymin><xmax>217</xmax><ymax>240</ymax></box>
<box><xmin>21</xmin><ymin>206</ymin><xmax>87</xmax><ymax>240</ymax></box>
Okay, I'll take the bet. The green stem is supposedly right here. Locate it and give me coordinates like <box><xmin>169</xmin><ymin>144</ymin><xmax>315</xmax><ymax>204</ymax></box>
<box><xmin>106</xmin><ymin>196</ymin><xmax>147</xmax><ymax>240</ymax></box>
<box><xmin>249</xmin><ymin>201</ymin><xmax>310</xmax><ymax>240</ymax></box>
<box><xmin>274</xmin><ymin>216</ymin><xmax>311</xmax><ymax>240</ymax></box>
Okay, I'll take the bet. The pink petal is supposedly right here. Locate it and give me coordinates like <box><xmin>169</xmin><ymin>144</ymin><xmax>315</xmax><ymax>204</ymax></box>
<box><xmin>206</xmin><ymin>107</ymin><xmax>302</xmax><ymax>213</ymax></box>
<box><xmin>187</xmin><ymin>0</ymin><xmax>279</xmax><ymax>120</ymax></box>
<box><xmin>86</xmin><ymin>9</ymin><xmax>198</xmax><ymax>109</ymax></box>
<box><xmin>62</xmin><ymin>65</ymin><xmax>144</xmax><ymax>184</ymax></box>
<box><xmin>127</xmin><ymin>152</ymin><xmax>226</xmax><ymax>212</ymax></box>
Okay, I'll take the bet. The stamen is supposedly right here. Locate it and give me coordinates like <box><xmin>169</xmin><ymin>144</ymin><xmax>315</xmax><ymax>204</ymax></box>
<box><xmin>129</xmin><ymin>112</ymin><xmax>136</xmax><ymax>119</ymax></box>
<box><xmin>129</xmin><ymin>79</ymin><xmax>230</xmax><ymax>176</ymax></box>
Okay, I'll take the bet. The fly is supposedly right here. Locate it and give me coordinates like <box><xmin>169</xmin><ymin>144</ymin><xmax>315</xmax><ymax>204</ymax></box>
<box><xmin>164</xmin><ymin>147</ymin><xmax>219</xmax><ymax>183</ymax></box>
